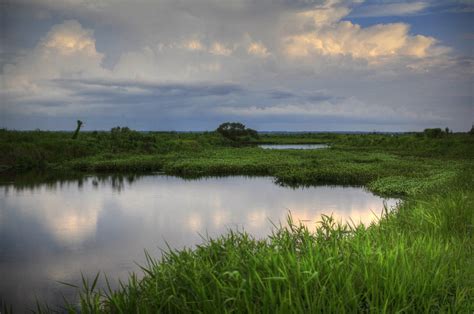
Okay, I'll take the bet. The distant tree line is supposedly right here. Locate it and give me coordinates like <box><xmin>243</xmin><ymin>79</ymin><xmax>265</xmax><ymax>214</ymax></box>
<box><xmin>69</xmin><ymin>120</ymin><xmax>473</xmax><ymax>140</ymax></box>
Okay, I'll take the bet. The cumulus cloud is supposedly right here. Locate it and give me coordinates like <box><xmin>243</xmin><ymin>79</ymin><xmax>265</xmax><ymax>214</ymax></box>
<box><xmin>283</xmin><ymin>4</ymin><xmax>445</xmax><ymax>62</ymax></box>
<box><xmin>0</xmin><ymin>20</ymin><xmax>112</xmax><ymax>116</ymax></box>
<box><xmin>3</xmin><ymin>20</ymin><xmax>106</xmax><ymax>89</ymax></box>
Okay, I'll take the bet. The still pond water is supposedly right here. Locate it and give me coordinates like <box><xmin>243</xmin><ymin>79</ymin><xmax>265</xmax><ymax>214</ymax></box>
<box><xmin>0</xmin><ymin>174</ymin><xmax>397</xmax><ymax>311</ymax></box>
<box><xmin>259</xmin><ymin>144</ymin><xmax>329</xmax><ymax>150</ymax></box>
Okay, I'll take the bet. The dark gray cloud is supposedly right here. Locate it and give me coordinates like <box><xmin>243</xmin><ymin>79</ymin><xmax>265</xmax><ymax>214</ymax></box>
<box><xmin>61</xmin><ymin>79</ymin><xmax>244</xmax><ymax>98</ymax></box>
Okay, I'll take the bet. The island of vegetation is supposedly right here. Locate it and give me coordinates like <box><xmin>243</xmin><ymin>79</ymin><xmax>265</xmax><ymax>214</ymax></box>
<box><xmin>0</xmin><ymin>123</ymin><xmax>473</xmax><ymax>313</ymax></box>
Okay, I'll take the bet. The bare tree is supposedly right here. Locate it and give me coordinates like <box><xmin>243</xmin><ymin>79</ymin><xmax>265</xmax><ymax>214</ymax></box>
<box><xmin>72</xmin><ymin>120</ymin><xmax>83</xmax><ymax>139</ymax></box>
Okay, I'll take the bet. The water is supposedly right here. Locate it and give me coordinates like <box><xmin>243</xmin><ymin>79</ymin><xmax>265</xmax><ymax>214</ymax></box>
<box><xmin>0</xmin><ymin>174</ymin><xmax>397</xmax><ymax>311</ymax></box>
<box><xmin>259</xmin><ymin>144</ymin><xmax>329</xmax><ymax>150</ymax></box>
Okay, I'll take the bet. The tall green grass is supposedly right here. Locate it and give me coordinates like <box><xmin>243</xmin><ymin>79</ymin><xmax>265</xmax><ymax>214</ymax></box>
<box><xmin>1</xmin><ymin>130</ymin><xmax>472</xmax><ymax>172</ymax></box>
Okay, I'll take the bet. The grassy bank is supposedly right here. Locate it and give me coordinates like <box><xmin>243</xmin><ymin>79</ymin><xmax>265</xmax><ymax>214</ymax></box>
<box><xmin>32</xmin><ymin>167</ymin><xmax>471</xmax><ymax>313</ymax></box>
<box><xmin>1</xmin><ymin>129</ymin><xmax>472</xmax><ymax>197</ymax></box>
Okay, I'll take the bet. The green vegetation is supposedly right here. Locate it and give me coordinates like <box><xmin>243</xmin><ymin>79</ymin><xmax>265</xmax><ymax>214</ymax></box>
<box><xmin>423</xmin><ymin>128</ymin><xmax>446</xmax><ymax>138</ymax></box>
<box><xmin>1</xmin><ymin>128</ymin><xmax>473</xmax><ymax>312</ymax></box>
<box><xmin>1</xmin><ymin>128</ymin><xmax>472</xmax><ymax>197</ymax></box>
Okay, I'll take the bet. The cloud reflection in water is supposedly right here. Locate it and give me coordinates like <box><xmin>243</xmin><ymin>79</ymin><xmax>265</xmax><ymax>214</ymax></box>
<box><xmin>0</xmin><ymin>174</ymin><xmax>398</xmax><ymax>311</ymax></box>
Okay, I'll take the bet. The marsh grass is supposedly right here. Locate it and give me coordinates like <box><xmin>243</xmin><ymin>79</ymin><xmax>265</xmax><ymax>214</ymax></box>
<box><xmin>3</xmin><ymin>130</ymin><xmax>473</xmax><ymax>312</ymax></box>
<box><xmin>33</xmin><ymin>170</ymin><xmax>473</xmax><ymax>313</ymax></box>
<box><xmin>2</xmin><ymin>130</ymin><xmax>470</xmax><ymax>196</ymax></box>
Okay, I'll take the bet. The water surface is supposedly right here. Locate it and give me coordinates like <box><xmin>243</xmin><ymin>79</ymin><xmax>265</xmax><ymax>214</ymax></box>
<box><xmin>0</xmin><ymin>174</ymin><xmax>397</xmax><ymax>311</ymax></box>
<box><xmin>259</xmin><ymin>144</ymin><xmax>328</xmax><ymax>150</ymax></box>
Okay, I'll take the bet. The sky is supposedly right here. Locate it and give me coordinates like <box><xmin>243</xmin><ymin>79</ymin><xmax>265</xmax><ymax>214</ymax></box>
<box><xmin>0</xmin><ymin>0</ymin><xmax>473</xmax><ymax>131</ymax></box>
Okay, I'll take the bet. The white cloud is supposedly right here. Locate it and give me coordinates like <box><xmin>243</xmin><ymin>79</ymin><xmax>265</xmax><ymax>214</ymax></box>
<box><xmin>282</xmin><ymin>5</ymin><xmax>445</xmax><ymax>62</ymax></box>
<box><xmin>0</xmin><ymin>20</ymin><xmax>115</xmax><ymax>117</ymax></box>
<box><xmin>350</xmin><ymin>2</ymin><xmax>429</xmax><ymax>17</ymax></box>
<box><xmin>42</xmin><ymin>21</ymin><xmax>100</xmax><ymax>57</ymax></box>
<box><xmin>297</xmin><ymin>6</ymin><xmax>351</xmax><ymax>26</ymax></box>
<box><xmin>2</xmin><ymin>20</ymin><xmax>107</xmax><ymax>93</ymax></box>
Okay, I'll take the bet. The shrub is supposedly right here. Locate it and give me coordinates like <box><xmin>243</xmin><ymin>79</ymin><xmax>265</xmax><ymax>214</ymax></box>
<box><xmin>216</xmin><ymin>122</ymin><xmax>259</xmax><ymax>142</ymax></box>
<box><xmin>423</xmin><ymin>128</ymin><xmax>443</xmax><ymax>138</ymax></box>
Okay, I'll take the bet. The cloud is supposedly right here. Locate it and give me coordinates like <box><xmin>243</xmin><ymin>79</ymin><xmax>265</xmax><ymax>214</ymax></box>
<box><xmin>350</xmin><ymin>2</ymin><xmax>429</xmax><ymax>17</ymax></box>
<box><xmin>209</xmin><ymin>42</ymin><xmax>233</xmax><ymax>56</ymax></box>
<box><xmin>283</xmin><ymin>5</ymin><xmax>445</xmax><ymax>61</ymax></box>
<box><xmin>42</xmin><ymin>21</ymin><xmax>97</xmax><ymax>55</ymax></box>
<box><xmin>2</xmin><ymin>20</ymin><xmax>107</xmax><ymax>92</ymax></box>
<box><xmin>296</xmin><ymin>5</ymin><xmax>351</xmax><ymax>26</ymax></box>
<box><xmin>62</xmin><ymin>78</ymin><xmax>244</xmax><ymax>99</ymax></box>
<box><xmin>0</xmin><ymin>20</ymin><xmax>115</xmax><ymax>117</ymax></box>
<box><xmin>183</xmin><ymin>39</ymin><xmax>205</xmax><ymax>51</ymax></box>
<box><xmin>1</xmin><ymin>2</ymin><xmax>472</xmax><ymax>131</ymax></box>
<box><xmin>215</xmin><ymin>98</ymin><xmax>451</xmax><ymax>129</ymax></box>
<box><xmin>247</xmin><ymin>42</ymin><xmax>270</xmax><ymax>57</ymax></box>
<box><xmin>284</xmin><ymin>22</ymin><xmax>438</xmax><ymax>59</ymax></box>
